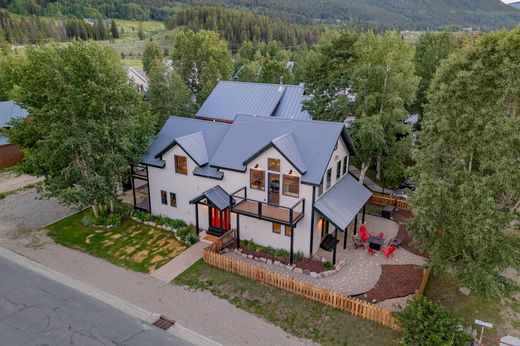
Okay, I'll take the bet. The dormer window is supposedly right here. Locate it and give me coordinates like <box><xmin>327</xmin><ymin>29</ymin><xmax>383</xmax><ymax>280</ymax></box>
<box><xmin>174</xmin><ymin>155</ymin><xmax>188</xmax><ymax>175</ymax></box>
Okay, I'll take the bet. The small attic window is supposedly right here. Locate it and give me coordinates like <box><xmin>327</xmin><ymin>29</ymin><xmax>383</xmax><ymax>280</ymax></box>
<box><xmin>268</xmin><ymin>158</ymin><xmax>280</xmax><ymax>172</ymax></box>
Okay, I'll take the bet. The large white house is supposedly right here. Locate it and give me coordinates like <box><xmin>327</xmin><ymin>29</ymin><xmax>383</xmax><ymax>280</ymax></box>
<box><xmin>132</xmin><ymin>81</ymin><xmax>372</xmax><ymax>264</ymax></box>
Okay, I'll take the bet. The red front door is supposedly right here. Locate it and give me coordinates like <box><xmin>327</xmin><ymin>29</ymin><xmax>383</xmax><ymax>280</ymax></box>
<box><xmin>210</xmin><ymin>207</ymin><xmax>230</xmax><ymax>231</ymax></box>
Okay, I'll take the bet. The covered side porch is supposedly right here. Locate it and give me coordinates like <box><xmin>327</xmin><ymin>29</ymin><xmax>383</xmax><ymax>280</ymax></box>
<box><xmin>314</xmin><ymin>174</ymin><xmax>372</xmax><ymax>265</ymax></box>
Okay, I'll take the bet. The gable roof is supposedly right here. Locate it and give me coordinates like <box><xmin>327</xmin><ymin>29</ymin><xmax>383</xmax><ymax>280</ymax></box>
<box><xmin>190</xmin><ymin>185</ymin><xmax>232</xmax><ymax>210</ymax></box>
<box><xmin>196</xmin><ymin>81</ymin><xmax>311</xmax><ymax>122</ymax></box>
<box><xmin>0</xmin><ymin>101</ymin><xmax>29</xmax><ymax>128</ymax></box>
<box><xmin>141</xmin><ymin>116</ymin><xmax>230</xmax><ymax>168</ymax></box>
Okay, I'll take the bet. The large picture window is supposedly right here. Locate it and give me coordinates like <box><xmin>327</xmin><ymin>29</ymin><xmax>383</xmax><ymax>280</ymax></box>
<box><xmin>326</xmin><ymin>168</ymin><xmax>332</xmax><ymax>189</ymax></box>
<box><xmin>268</xmin><ymin>158</ymin><xmax>280</xmax><ymax>172</ymax></box>
<box><xmin>174</xmin><ymin>155</ymin><xmax>187</xmax><ymax>175</ymax></box>
<box><xmin>250</xmin><ymin>168</ymin><xmax>265</xmax><ymax>190</ymax></box>
<box><xmin>283</xmin><ymin>174</ymin><xmax>299</xmax><ymax>198</ymax></box>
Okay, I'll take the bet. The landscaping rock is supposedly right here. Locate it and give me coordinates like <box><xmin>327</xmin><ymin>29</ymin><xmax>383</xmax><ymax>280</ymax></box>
<box><xmin>274</xmin><ymin>260</ymin><xmax>281</xmax><ymax>266</ymax></box>
<box><xmin>323</xmin><ymin>270</ymin><xmax>336</xmax><ymax>277</ymax></box>
<box><xmin>247</xmin><ymin>254</ymin><xmax>254</xmax><ymax>259</ymax></box>
<box><xmin>303</xmin><ymin>269</ymin><xmax>310</xmax><ymax>275</ymax></box>
<box><xmin>339</xmin><ymin>260</ymin><xmax>346</xmax><ymax>266</ymax></box>
<box><xmin>259</xmin><ymin>258</ymin><xmax>267</xmax><ymax>263</ymax></box>
<box><xmin>242</xmin><ymin>254</ymin><xmax>248</xmax><ymax>258</ymax></box>
<box><xmin>266</xmin><ymin>259</ymin><xmax>273</xmax><ymax>265</ymax></box>
<box><xmin>459</xmin><ymin>287</ymin><xmax>471</xmax><ymax>296</ymax></box>
<box><xmin>310</xmin><ymin>272</ymin><xmax>318</xmax><ymax>278</ymax></box>
<box><xmin>293</xmin><ymin>267</ymin><xmax>303</xmax><ymax>274</ymax></box>
<box><xmin>286</xmin><ymin>264</ymin><xmax>296</xmax><ymax>271</ymax></box>
<box><xmin>321</xmin><ymin>257</ymin><xmax>327</xmax><ymax>263</ymax></box>
<box><xmin>222</xmin><ymin>248</ymin><xmax>230</xmax><ymax>253</ymax></box>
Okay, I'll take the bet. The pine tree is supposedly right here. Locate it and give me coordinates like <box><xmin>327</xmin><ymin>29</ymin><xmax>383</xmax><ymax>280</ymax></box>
<box><xmin>110</xmin><ymin>19</ymin><xmax>119</xmax><ymax>39</ymax></box>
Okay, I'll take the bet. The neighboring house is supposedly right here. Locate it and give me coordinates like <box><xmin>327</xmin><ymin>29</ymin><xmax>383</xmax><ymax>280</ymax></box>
<box><xmin>125</xmin><ymin>67</ymin><xmax>149</xmax><ymax>93</ymax></box>
<box><xmin>195</xmin><ymin>81</ymin><xmax>312</xmax><ymax>122</ymax></box>
<box><xmin>133</xmin><ymin>108</ymin><xmax>372</xmax><ymax>263</ymax></box>
<box><xmin>0</xmin><ymin>100</ymin><xmax>28</xmax><ymax>168</ymax></box>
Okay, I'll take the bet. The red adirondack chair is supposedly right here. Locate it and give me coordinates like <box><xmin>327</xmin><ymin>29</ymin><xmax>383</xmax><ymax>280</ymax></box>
<box><xmin>377</xmin><ymin>232</ymin><xmax>385</xmax><ymax>239</ymax></box>
<box><xmin>367</xmin><ymin>248</ymin><xmax>376</xmax><ymax>256</ymax></box>
<box><xmin>382</xmin><ymin>246</ymin><xmax>396</xmax><ymax>258</ymax></box>
<box><xmin>360</xmin><ymin>225</ymin><xmax>370</xmax><ymax>242</ymax></box>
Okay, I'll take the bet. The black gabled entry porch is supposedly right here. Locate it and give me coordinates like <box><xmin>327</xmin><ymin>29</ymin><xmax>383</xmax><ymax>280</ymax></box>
<box><xmin>189</xmin><ymin>186</ymin><xmax>234</xmax><ymax>237</ymax></box>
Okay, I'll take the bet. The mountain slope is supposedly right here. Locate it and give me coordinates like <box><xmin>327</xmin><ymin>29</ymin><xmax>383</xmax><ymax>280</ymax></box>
<box><xmin>182</xmin><ymin>0</ymin><xmax>520</xmax><ymax>29</ymax></box>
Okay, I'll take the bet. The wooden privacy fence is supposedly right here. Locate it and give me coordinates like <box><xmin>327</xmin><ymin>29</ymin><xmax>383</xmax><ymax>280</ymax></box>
<box><xmin>370</xmin><ymin>192</ymin><xmax>411</xmax><ymax>210</ymax></box>
<box><xmin>414</xmin><ymin>268</ymin><xmax>431</xmax><ymax>298</ymax></box>
<box><xmin>0</xmin><ymin>144</ymin><xmax>24</xmax><ymax>168</ymax></box>
<box><xmin>203</xmin><ymin>245</ymin><xmax>402</xmax><ymax>331</ymax></box>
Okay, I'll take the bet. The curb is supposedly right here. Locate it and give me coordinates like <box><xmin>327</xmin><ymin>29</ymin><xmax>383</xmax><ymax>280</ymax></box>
<box><xmin>0</xmin><ymin>247</ymin><xmax>222</xmax><ymax>346</ymax></box>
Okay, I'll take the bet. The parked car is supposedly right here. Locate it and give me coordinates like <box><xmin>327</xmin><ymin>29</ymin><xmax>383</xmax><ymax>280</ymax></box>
<box><xmin>398</xmin><ymin>179</ymin><xmax>417</xmax><ymax>191</ymax></box>
<box><xmin>391</xmin><ymin>188</ymin><xmax>410</xmax><ymax>200</ymax></box>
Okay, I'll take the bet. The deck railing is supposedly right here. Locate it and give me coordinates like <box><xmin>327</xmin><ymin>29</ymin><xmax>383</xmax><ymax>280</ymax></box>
<box><xmin>370</xmin><ymin>192</ymin><xmax>411</xmax><ymax>210</ymax></box>
<box><xmin>203</xmin><ymin>245</ymin><xmax>402</xmax><ymax>331</ymax></box>
<box><xmin>230</xmin><ymin>186</ymin><xmax>305</xmax><ymax>226</ymax></box>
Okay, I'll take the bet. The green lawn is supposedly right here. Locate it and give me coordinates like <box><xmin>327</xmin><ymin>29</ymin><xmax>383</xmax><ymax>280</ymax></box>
<box><xmin>47</xmin><ymin>209</ymin><xmax>186</xmax><ymax>272</ymax></box>
<box><xmin>174</xmin><ymin>260</ymin><xmax>401</xmax><ymax>346</ymax></box>
<box><xmin>425</xmin><ymin>272</ymin><xmax>515</xmax><ymax>338</ymax></box>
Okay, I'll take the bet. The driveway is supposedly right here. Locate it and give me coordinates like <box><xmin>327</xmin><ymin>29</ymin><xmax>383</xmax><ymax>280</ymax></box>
<box><xmin>0</xmin><ymin>252</ymin><xmax>190</xmax><ymax>346</ymax></box>
<box><xmin>0</xmin><ymin>172</ymin><xmax>43</xmax><ymax>194</ymax></box>
<box><xmin>0</xmin><ymin>190</ymin><xmax>315</xmax><ymax>346</ymax></box>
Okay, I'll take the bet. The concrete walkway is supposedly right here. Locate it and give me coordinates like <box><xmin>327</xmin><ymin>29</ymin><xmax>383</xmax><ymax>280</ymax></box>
<box><xmin>349</xmin><ymin>165</ymin><xmax>393</xmax><ymax>194</ymax></box>
<box><xmin>151</xmin><ymin>240</ymin><xmax>210</xmax><ymax>282</ymax></box>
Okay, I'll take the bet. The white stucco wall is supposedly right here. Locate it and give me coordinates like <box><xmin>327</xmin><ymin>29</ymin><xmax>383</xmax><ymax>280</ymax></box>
<box><xmin>147</xmin><ymin>135</ymin><xmax>351</xmax><ymax>258</ymax></box>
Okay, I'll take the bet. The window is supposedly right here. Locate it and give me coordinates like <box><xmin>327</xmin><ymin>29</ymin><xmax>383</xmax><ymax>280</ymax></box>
<box><xmin>326</xmin><ymin>168</ymin><xmax>332</xmax><ymax>189</ymax></box>
<box><xmin>170</xmin><ymin>192</ymin><xmax>177</xmax><ymax>207</ymax></box>
<box><xmin>285</xmin><ymin>225</ymin><xmax>293</xmax><ymax>237</ymax></box>
<box><xmin>318</xmin><ymin>182</ymin><xmax>323</xmax><ymax>196</ymax></box>
<box><xmin>250</xmin><ymin>168</ymin><xmax>265</xmax><ymax>190</ymax></box>
<box><xmin>272</xmin><ymin>223</ymin><xmax>281</xmax><ymax>234</ymax></box>
<box><xmin>336</xmin><ymin>161</ymin><xmax>341</xmax><ymax>180</ymax></box>
<box><xmin>174</xmin><ymin>155</ymin><xmax>187</xmax><ymax>175</ymax></box>
<box><xmin>343</xmin><ymin>156</ymin><xmax>348</xmax><ymax>175</ymax></box>
<box><xmin>268</xmin><ymin>158</ymin><xmax>280</xmax><ymax>172</ymax></box>
<box><xmin>160</xmin><ymin>190</ymin><xmax>167</xmax><ymax>205</ymax></box>
<box><xmin>283</xmin><ymin>174</ymin><xmax>299</xmax><ymax>197</ymax></box>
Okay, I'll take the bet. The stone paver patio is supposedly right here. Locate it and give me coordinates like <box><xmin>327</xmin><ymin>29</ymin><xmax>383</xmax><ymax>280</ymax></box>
<box><xmin>225</xmin><ymin>214</ymin><xmax>426</xmax><ymax>296</ymax></box>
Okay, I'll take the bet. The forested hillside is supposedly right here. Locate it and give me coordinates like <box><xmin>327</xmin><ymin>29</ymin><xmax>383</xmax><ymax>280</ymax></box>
<box><xmin>1</xmin><ymin>0</ymin><xmax>519</xmax><ymax>30</ymax></box>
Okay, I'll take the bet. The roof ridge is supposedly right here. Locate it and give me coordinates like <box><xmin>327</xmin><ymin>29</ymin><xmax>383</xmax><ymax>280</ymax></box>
<box><xmin>168</xmin><ymin>115</ymin><xmax>231</xmax><ymax>127</ymax></box>
<box><xmin>219</xmin><ymin>80</ymin><xmax>304</xmax><ymax>89</ymax></box>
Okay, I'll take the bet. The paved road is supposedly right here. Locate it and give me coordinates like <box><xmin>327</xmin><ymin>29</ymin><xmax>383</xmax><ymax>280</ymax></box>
<box><xmin>0</xmin><ymin>254</ymin><xmax>191</xmax><ymax>346</ymax></box>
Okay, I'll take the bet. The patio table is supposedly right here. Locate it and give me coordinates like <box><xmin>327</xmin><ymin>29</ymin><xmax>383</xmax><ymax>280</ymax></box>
<box><xmin>368</xmin><ymin>236</ymin><xmax>385</xmax><ymax>251</ymax></box>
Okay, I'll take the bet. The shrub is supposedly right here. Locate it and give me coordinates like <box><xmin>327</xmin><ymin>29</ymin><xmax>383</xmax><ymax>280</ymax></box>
<box><xmin>177</xmin><ymin>224</ymin><xmax>199</xmax><ymax>246</ymax></box>
<box><xmin>293</xmin><ymin>251</ymin><xmax>304</xmax><ymax>262</ymax></box>
<box><xmin>395</xmin><ymin>296</ymin><xmax>471</xmax><ymax>346</ymax></box>
<box><xmin>265</xmin><ymin>246</ymin><xmax>276</xmax><ymax>255</ymax></box>
<box><xmin>274</xmin><ymin>248</ymin><xmax>289</xmax><ymax>259</ymax></box>
<box><xmin>323</xmin><ymin>261</ymin><xmax>333</xmax><ymax>269</ymax></box>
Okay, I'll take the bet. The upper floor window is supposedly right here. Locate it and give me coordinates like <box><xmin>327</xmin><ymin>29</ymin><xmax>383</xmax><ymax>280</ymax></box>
<box><xmin>326</xmin><ymin>168</ymin><xmax>332</xmax><ymax>189</ymax></box>
<box><xmin>343</xmin><ymin>156</ymin><xmax>348</xmax><ymax>175</ymax></box>
<box><xmin>268</xmin><ymin>158</ymin><xmax>280</xmax><ymax>172</ymax></box>
<box><xmin>174</xmin><ymin>155</ymin><xmax>187</xmax><ymax>175</ymax></box>
<box><xmin>250</xmin><ymin>168</ymin><xmax>265</xmax><ymax>190</ymax></box>
<box><xmin>160</xmin><ymin>190</ymin><xmax>167</xmax><ymax>205</ymax></box>
<box><xmin>336</xmin><ymin>161</ymin><xmax>341</xmax><ymax>180</ymax></box>
<box><xmin>283</xmin><ymin>174</ymin><xmax>299</xmax><ymax>198</ymax></box>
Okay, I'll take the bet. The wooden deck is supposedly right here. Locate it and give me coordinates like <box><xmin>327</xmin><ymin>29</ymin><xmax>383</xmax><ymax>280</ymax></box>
<box><xmin>233</xmin><ymin>200</ymin><xmax>302</xmax><ymax>224</ymax></box>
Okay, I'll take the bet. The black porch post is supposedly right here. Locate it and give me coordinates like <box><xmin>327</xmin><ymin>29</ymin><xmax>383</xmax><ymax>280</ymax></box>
<box><xmin>195</xmin><ymin>203</ymin><xmax>199</xmax><ymax>234</ymax></box>
<box><xmin>131</xmin><ymin>177</ymin><xmax>137</xmax><ymax>208</ymax></box>
<box><xmin>343</xmin><ymin>224</ymin><xmax>347</xmax><ymax>249</ymax></box>
<box><xmin>289</xmin><ymin>225</ymin><xmax>294</xmax><ymax>265</ymax></box>
<box><xmin>309</xmin><ymin>187</ymin><xmax>316</xmax><ymax>256</ymax></box>
<box><xmin>354</xmin><ymin>214</ymin><xmax>358</xmax><ymax>235</ymax></box>
<box><xmin>332</xmin><ymin>228</ymin><xmax>337</xmax><ymax>265</ymax></box>
<box><xmin>362</xmin><ymin>204</ymin><xmax>366</xmax><ymax>224</ymax></box>
<box><xmin>145</xmin><ymin>165</ymin><xmax>151</xmax><ymax>212</ymax></box>
<box><xmin>236</xmin><ymin>214</ymin><xmax>240</xmax><ymax>249</ymax></box>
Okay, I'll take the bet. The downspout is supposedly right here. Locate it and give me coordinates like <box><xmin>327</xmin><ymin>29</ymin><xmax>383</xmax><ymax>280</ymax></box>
<box><xmin>309</xmin><ymin>186</ymin><xmax>316</xmax><ymax>257</ymax></box>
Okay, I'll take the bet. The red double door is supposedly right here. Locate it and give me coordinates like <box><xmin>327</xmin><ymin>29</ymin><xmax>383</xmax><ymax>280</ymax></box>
<box><xmin>209</xmin><ymin>207</ymin><xmax>230</xmax><ymax>231</ymax></box>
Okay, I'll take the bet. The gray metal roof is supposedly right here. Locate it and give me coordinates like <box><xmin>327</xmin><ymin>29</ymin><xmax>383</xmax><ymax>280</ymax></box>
<box><xmin>189</xmin><ymin>185</ymin><xmax>232</xmax><ymax>210</ymax></box>
<box><xmin>0</xmin><ymin>134</ymin><xmax>8</xmax><ymax>145</ymax></box>
<box><xmin>0</xmin><ymin>101</ymin><xmax>28</xmax><ymax>128</ymax></box>
<box><xmin>193</xmin><ymin>165</ymin><xmax>224</xmax><ymax>180</ymax></box>
<box><xmin>196</xmin><ymin>81</ymin><xmax>312</xmax><ymax>122</ymax></box>
<box><xmin>175</xmin><ymin>131</ymin><xmax>208</xmax><ymax>166</ymax></box>
<box><xmin>210</xmin><ymin>114</ymin><xmax>355</xmax><ymax>185</ymax></box>
<box><xmin>141</xmin><ymin>116</ymin><xmax>230</xmax><ymax>167</ymax></box>
<box><xmin>314</xmin><ymin>174</ymin><xmax>372</xmax><ymax>231</ymax></box>
<box><xmin>271</xmin><ymin>132</ymin><xmax>307</xmax><ymax>174</ymax></box>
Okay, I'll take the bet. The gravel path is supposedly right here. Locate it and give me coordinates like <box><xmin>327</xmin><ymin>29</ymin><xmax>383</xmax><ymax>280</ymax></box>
<box><xmin>0</xmin><ymin>172</ymin><xmax>43</xmax><ymax>193</ymax></box>
<box><xmin>0</xmin><ymin>190</ymin><xmax>316</xmax><ymax>346</ymax></box>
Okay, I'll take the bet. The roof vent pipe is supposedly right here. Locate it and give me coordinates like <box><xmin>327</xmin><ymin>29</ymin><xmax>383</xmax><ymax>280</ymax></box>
<box><xmin>278</xmin><ymin>76</ymin><xmax>284</xmax><ymax>91</ymax></box>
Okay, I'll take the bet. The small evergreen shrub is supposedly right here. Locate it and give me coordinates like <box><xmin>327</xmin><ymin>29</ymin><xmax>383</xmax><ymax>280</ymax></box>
<box><xmin>293</xmin><ymin>251</ymin><xmax>304</xmax><ymax>262</ymax></box>
<box><xmin>323</xmin><ymin>261</ymin><xmax>333</xmax><ymax>269</ymax></box>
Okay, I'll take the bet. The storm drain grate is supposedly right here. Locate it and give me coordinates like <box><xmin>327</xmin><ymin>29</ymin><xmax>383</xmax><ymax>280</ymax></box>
<box><xmin>152</xmin><ymin>315</ymin><xmax>175</xmax><ymax>330</ymax></box>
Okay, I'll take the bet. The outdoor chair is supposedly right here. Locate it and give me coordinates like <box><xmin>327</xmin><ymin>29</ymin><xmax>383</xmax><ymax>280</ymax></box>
<box><xmin>352</xmin><ymin>236</ymin><xmax>365</xmax><ymax>249</ymax></box>
<box><xmin>381</xmin><ymin>246</ymin><xmax>396</xmax><ymax>258</ymax></box>
<box><xmin>367</xmin><ymin>248</ymin><xmax>376</xmax><ymax>256</ymax></box>
<box><xmin>389</xmin><ymin>236</ymin><xmax>404</xmax><ymax>249</ymax></box>
<box><xmin>359</xmin><ymin>225</ymin><xmax>370</xmax><ymax>242</ymax></box>
<box><xmin>377</xmin><ymin>232</ymin><xmax>385</xmax><ymax>239</ymax></box>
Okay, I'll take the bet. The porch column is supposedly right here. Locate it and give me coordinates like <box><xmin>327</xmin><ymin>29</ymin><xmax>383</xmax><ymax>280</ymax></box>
<box><xmin>343</xmin><ymin>224</ymin><xmax>347</xmax><ymax>249</ymax></box>
<box><xmin>195</xmin><ymin>203</ymin><xmax>200</xmax><ymax>234</ymax></box>
<box><xmin>332</xmin><ymin>228</ymin><xmax>337</xmax><ymax>265</ymax></box>
<box><xmin>219</xmin><ymin>210</ymin><xmax>223</xmax><ymax>234</ymax></box>
<box><xmin>145</xmin><ymin>165</ymin><xmax>151</xmax><ymax>212</ymax></box>
<box><xmin>353</xmin><ymin>214</ymin><xmax>358</xmax><ymax>236</ymax></box>
<box><xmin>309</xmin><ymin>187</ymin><xmax>316</xmax><ymax>256</ymax></box>
<box><xmin>362</xmin><ymin>204</ymin><xmax>366</xmax><ymax>224</ymax></box>
<box><xmin>131</xmin><ymin>177</ymin><xmax>137</xmax><ymax>208</ymax></box>
<box><xmin>236</xmin><ymin>214</ymin><xmax>240</xmax><ymax>249</ymax></box>
<box><xmin>289</xmin><ymin>225</ymin><xmax>295</xmax><ymax>265</ymax></box>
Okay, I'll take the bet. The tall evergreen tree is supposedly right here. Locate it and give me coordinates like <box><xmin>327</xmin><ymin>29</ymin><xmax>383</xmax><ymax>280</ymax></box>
<box><xmin>110</xmin><ymin>19</ymin><xmax>119</xmax><ymax>39</ymax></box>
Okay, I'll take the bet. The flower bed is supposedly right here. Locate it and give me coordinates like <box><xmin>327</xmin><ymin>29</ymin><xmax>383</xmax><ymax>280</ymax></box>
<box><xmin>131</xmin><ymin>210</ymin><xmax>198</xmax><ymax>245</ymax></box>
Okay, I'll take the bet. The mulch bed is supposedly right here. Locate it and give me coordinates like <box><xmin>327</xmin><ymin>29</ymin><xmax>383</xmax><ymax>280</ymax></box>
<box><xmin>227</xmin><ymin>241</ymin><xmax>327</xmax><ymax>273</ymax></box>
<box><xmin>355</xmin><ymin>264</ymin><xmax>424</xmax><ymax>302</ymax></box>
<box><xmin>393</xmin><ymin>209</ymin><xmax>429</xmax><ymax>258</ymax></box>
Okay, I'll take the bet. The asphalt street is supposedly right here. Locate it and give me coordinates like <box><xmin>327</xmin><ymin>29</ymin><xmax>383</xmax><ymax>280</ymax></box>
<box><xmin>0</xmin><ymin>254</ymin><xmax>192</xmax><ymax>346</ymax></box>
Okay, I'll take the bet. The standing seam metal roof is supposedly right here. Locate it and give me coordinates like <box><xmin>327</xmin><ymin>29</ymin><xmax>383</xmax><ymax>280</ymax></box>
<box><xmin>314</xmin><ymin>174</ymin><xmax>372</xmax><ymax>231</ymax></box>
<box><xmin>0</xmin><ymin>101</ymin><xmax>29</xmax><ymax>128</ymax></box>
<box><xmin>189</xmin><ymin>185</ymin><xmax>232</xmax><ymax>210</ymax></box>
